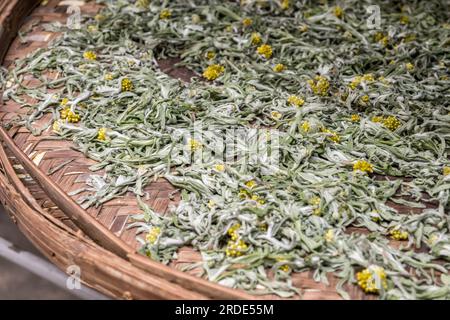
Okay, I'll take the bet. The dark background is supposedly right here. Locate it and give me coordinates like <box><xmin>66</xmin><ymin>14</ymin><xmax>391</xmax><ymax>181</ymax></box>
<box><xmin>0</xmin><ymin>206</ymin><xmax>78</xmax><ymax>300</ymax></box>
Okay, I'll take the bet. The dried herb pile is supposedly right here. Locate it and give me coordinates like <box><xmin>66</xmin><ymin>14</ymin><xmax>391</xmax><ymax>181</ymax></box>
<box><xmin>2</xmin><ymin>0</ymin><xmax>450</xmax><ymax>299</ymax></box>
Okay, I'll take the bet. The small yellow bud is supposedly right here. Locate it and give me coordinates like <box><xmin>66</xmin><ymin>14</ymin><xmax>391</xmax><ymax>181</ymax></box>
<box><xmin>257</xmin><ymin>44</ymin><xmax>273</xmax><ymax>59</ymax></box>
<box><xmin>159</xmin><ymin>9</ymin><xmax>171</xmax><ymax>20</ymax></box>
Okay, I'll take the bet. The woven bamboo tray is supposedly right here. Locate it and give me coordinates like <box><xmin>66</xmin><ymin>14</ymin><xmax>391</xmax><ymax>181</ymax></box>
<box><xmin>1</xmin><ymin>0</ymin><xmax>427</xmax><ymax>300</ymax></box>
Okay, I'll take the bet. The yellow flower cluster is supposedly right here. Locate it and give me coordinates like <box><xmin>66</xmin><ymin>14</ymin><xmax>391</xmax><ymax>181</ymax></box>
<box><xmin>121</xmin><ymin>78</ymin><xmax>134</xmax><ymax>91</ymax></box>
<box><xmin>287</xmin><ymin>95</ymin><xmax>305</xmax><ymax>107</ymax></box>
<box><xmin>206</xmin><ymin>51</ymin><xmax>216</xmax><ymax>60</ymax></box>
<box><xmin>371</xmin><ymin>115</ymin><xmax>401</xmax><ymax>131</ymax></box>
<box><xmin>383</xmin><ymin>116</ymin><xmax>401</xmax><ymax>131</ymax></box>
<box><xmin>374</xmin><ymin>32</ymin><xmax>389</xmax><ymax>46</ymax></box>
<box><xmin>390</xmin><ymin>229</ymin><xmax>409</xmax><ymax>241</ymax></box>
<box><xmin>273</xmin><ymin>63</ymin><xmax>285</xmax><ymax>72</ymax></box>
<box><xmin>97</xmin><ymin>128</ymin><xmax>107</xmax><ymax>141</ymax></box>
<box><xmin>60</xmin><ymin>108</ymin><xmax>80</xmax><ymax>123</ymax></box>
<box><xmin>242</xmin><ymin>18</ymin><xmax>253</xmax><ymax>27</ymax></box>
<box><xmin>281</xmin><ymin>0</ymin><xmax>290</xmax><ymax>10</ymax></box>
<box><xmin>227</xmin><ymin>223</ymin><xmax>241</xmax><ymax>240</ymax></box>
<box><xmin>251</xmin><ymin>32</ymin><xmax>262</xmax><ymax>45</ymax></box>
<box><xmin>214</xmin><ymin>163</ymin><xmax>225</xmax><ymax>172</ymax></box>
<box><xmin>360</xmin><ymin>95</ymin><xmax>370</xmax><ymax>103</ymax></box>
<box><xmin>324</xmin><ymin>229</ymin><xmax>334</xmax><ymax>243</ymax></box>
<box><xmin>351</xmin><ymin>114</ymin><xmax>361</xmax><ymax>122</ymax></box>
<box><xmin>356</xmin><ymin>266</ymin><xmax>388</xmax><ymax>294</ymax></box>
<box><xmin>244</xmin><ymin>180</ymin><xmax>256</xmax><ymax>189</ymax></box>
<box><xmin>60</xmin><ymin>97</ymin><xmax>69</xmax><ymax>106</ymax></box>
<box><xmin>188</xmin><ymin>139</ymin><xmax>202</xmax><ymax>151</ymax></box>
<box><xmin>59</xmin><ymin>107</ymin><xmax>71</xmax><ymax>120</ymax></box>
<box><xmin>83</xmin><ymin>51</ymin><xmax>97</xmax><ymax>61</ymax></box>
<box><xmin>307</xmin><ymin>75</ymin><xmax>330</xmax><ymax>96</ymax></box>
<box><xmin>271</xmin><ymin>110</ymin><xmax>282</xmax><ymax>120</ymax></box>
<box><xmin>280</xmin><ymin>264</ymin><xmax>290</xmax><ymax>272</ymax></box>
<box><xmin>405</xmin><ymin>62</ymin><xmax>414</xmax><ymax>71</ymax></box>
<box><xmin>371</xmin><ymin>116</ymin><xmax>383</xmax><ymax>123</ymax></box>
<box><xmin>301</xmin><ymin>121</ymin><xmax>310</xmax><ymax>132</ymax></box>
<box><xmin>239</xmin><ymin>180</ymin><xmax>265</xmax><ymax>205</ymax></box>
<box><xmin>226</xmin><ymin>239</ymin><xmax>248</xmax><ymax>257</ymax></box>
<box><xmin>310</xmin><ymin>196</ymin><xmax>321</xmax><ymax>216</ymax></box>
<box><xmin>257</xmin><ymin>44</ymin><xmax>273</xmax><ymax>59</ymax></box>
<box><xmin>353</xmin><ymin>160</ymin><xmax>373</xmax><ymax>173</ymax></box>
<box><xmin>203</xmin><ymin>64</ymin><xmax>225</xmax><ymax>81</ymax></box>
<box><xmin>349</xmin><ymin>74</ymin><xmax>374</xmax><ymax>90</ymax></box>
<box><xmin>238</xmin><ymin>189</ymin><xmax>249</xmax><ymax>199</ymax></box>
<box><xmin>310</xmin><ymin>196</ymin><xmax>320</xmax><ymax>206</ymax></box>
<box><xmin>322</xmin><ymin>128</ymin><xmax>340</xmax><ymax>143</ymax></box>
<box><xmin>226</xmin><ymin>223</ymin><xmax>247</xmax><ymax>257</ymax></box>
<box><xmin>334</xmin><ymin>6</ymin><xmax>344</xmax><ymax>19</ymax></box>
<box><xmin>146</xmin><ymin>226</ymin><xmax>161</xmax><ymax>244</ymax></box>
<box><xmin>250</xmin><ymin>194</ymin><xmax>265</xmax><ymax>205</ymax></box>
<box><xmin>159</xmin><ymin>9</ymin><xmax>171</xmax><ymax>20</ymax></box>
<box><xmin>105</xmin><ymin>73</ymin><xmax>114</xmax><ymax>81</ymax></box>
<box><xmin>444</xmin><ymin>166</ymin><xmax>450</xmax><ymax>176</ymax></box>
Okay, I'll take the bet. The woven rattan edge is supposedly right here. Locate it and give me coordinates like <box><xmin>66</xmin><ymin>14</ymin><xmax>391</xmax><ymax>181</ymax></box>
<box><xmin>0</xmin><ymin>0</ymin><xmax>40</xmax><ymax>62</ymax></box>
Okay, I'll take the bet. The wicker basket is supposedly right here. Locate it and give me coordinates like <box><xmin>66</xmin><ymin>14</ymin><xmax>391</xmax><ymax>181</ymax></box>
<box><xmin>0</xmin><ymin>0</ymin><xmax>377</xmax><ymax>300</ymax></box>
